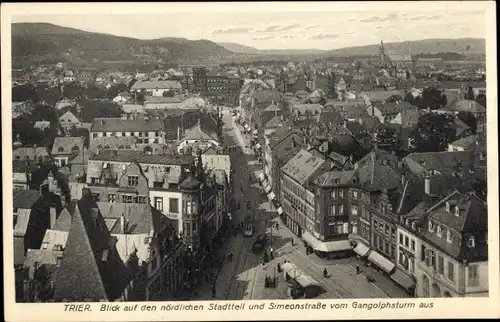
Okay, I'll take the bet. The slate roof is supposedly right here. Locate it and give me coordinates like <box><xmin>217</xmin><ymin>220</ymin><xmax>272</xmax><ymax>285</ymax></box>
<box><xmin>163</xmin><ymin>110</ymin><xmax>218</xmax><ymax>141</ymax></box>
<box><xmin>12</xmin><ymin>160</ymin><xmax>40</xmax><ymax>174</ymax></box>
<box><xmin>361</xmin><ymin>90</ymin><xmax>406</xmax><ymax>103</ymax></box>
<box><xmin>130</xmin><ymin>80</ymin><xmax>182</xmax><ymax>91</ymax></box>
<box><xmin>52</xmin><ymin>207</ymin><xmax>73</xmax><ymax>232</ymax></box>
<box><xmin>404</xmin><ymin>151</ymin><xmax>475</xmax><ymax>177</ymax></box>
<box><xmin>13</xmin><ymin>147</ymin><xmax>50</xmax><ymax>161</ymax></box>
<box><xmin>181</xmin><ymin>123</ymin><xmax>218</xmax><ymax>142</ymax></box>
<box><xmin>96</xmin><ymin>202</ymin><xmax>161</xmax><ymax>234</ymax></box>
<box><xmin>51</xmin><ymin>137</ymin><xmax>85</xmax><ymax>155</ymax></box>
<box><xmin>23</xmin><ymin>249</ymin><xmax>64</xmax><ymax>275</ymax></box>
<box><xmin>13</xmin><ymin>189</ymin><xmax>41</xmax><ymax>209</ymax></box>
<box><xmin>59</xmin><ymin>111</ymin><xmax>80</xmax><ymax>123</ymax></box>
<box><xmin>53</xmin><ymin>193</ymin><xmax>132</xmax><ymax>301</ymax></box>
<box><xmin>91</xmin><ymin>118</ymin><xmax>164</xmax><ymax>133</ymax></box>
<box><xmin>318</xmin><ymin>110</ymin><xmax>344</xmax><ymax>127</ymax></box>
<box><xmin>282</xmin><ymin>149</ymin><xmax>325</xmax><ymax>185</ymax></box>
<box><xmin>14</xmin><ymin>237</ymin><xmax>27</xmax><ymax>266</ymax></box>
<box><xmin>378</xmin><ymin>101</ymin><xmax>417</xmax><ymax>115</ymax></box>
<box><xmin>421</xmin><ymin>191</ymin><xmax>488</xmax><ymax>262</ymax></box>
<box><xmin>314</xmin><ymin>170</ymin><xmax>356</xmax><ymax>187</ymax></box>
<box><xmin>90</xmin><ymin>137</ymin><xmax>138</xmax><ymax>152</ymax></box>
<box><xmin>355</xmin><ymin>150</ymin><xmax>402</xmax><ymax>191</ymax></box>
<box><xmin>446</xmin><ymin>99</ymin><xmax>486</xmax><ymax>114</ymax></box>
<box><xmin>89</xmin><ymin>150</ymin><xmax>194</xmax><ymax>165</ymax></box>
<box><xmin>449</xmin><ymin>135</ymin><xmax>479</xmax><ymax>150</ymax></box>
<box><xmin>292</xmin><ymin>103</ymin><xmax>323</xmax><ymax>115</ymax></box>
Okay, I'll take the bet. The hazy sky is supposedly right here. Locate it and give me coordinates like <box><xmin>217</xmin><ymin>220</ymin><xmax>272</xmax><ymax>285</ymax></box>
<box><xmin>9</xmin><ymin>3</ymin><xmax>487</xmax><ymax>50</ymax></box>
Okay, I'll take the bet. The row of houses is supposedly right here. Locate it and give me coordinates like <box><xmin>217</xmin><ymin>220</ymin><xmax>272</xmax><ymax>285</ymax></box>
<box><xmin>254</xmin><ymin>124</ymin><xmax>487</xmax><ymax>297</ymax></box>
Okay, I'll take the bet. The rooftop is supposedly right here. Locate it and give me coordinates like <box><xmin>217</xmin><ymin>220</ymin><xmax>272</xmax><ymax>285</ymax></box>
<box><xmin>130</xmin><ymin>80</ymin><xmax>182</xmax><ymax>90</ymax></box>
<box><xmin>282</xmin><ymin>149</ymin><xmax>326</xmax><ymax>185</ymax></box>
<box><xmin>91</xmin><ymin>118</ymin><xmax>164</xmax><ymax>133</ymax></box>
<box><xmin>13</xmin><ymin>189</ymin><xmax>41</xmax><ymax>209</ymax></box>
<box><xmin>89</xmin><ymin>150</ymin><xmax>194</xmax><ymax>165</ymax></box>
<box><xmin>51</xmin><ymin>137</ymin><xmax>85</xmax><ymax>155</ymax></box>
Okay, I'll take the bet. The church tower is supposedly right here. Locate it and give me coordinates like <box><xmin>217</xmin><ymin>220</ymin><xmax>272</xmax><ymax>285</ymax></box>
<box><xmin>379</xmin><ymin>40</ymin><xmax>386</xmax><ymax>68</ymax></box>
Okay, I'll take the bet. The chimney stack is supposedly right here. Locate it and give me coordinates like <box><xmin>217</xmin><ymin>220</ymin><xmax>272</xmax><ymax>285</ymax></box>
<box><xmin>49</xmin><ymin>206</ymin><xmax>57</xmax><ymax>229</ymax></box>
<box><xmin>424</xmin><ymin>175</ymin><xmax>430</xmax><ymax>195</ymax></box>
<box><xmin>120</xmin><ymin>214</ymin><xmax>125</xmax><ymax>234</ymax></box>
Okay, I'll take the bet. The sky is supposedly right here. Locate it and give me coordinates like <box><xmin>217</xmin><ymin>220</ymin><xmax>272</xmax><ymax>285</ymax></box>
<box><xmin>9</xmin><ymin>3</ymin><xmax>487</xmax><ymax>50</ymax></box>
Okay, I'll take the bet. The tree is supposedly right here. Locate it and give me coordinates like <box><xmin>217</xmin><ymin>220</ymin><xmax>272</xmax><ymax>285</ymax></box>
<box><xmin>62</xmin><ymin>82</ymin><xmax>84</xmax><ymax>99</ymax></box>
<box><xmin>355</xmin><ymin>61</ymin><xmax>362</xmax><ymax>72</ymax></box>
<box><xmin>405</xmin><ymin>86</ymin><xmax>447</xmax><ymax>110</ymax></box>
<box><xmin>376</xmin><ymin>125</ymin><xmax>401</xmax><ymax>151</ymax></box>
<box><xmin>162</xmin><ymin>89</ymin><xmax>176</xmax><ymax>97</ymax></box>
<box><xmin>12</xmin><ymin>84</ymin><xmax>39</xmax><ymax>102</ymax></box>
<box><xmin>457</xmin><ymin>111</ymin><xmax>477</xmax><ymax>134</ymax></box>
<box><xmin>410</xmin><ymin>113</ymin><xmax>457</xmax><ymax>152</ymax></box>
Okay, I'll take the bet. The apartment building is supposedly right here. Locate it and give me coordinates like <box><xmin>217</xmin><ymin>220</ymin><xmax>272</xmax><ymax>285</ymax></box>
<box><xmin>90</xmin><ymin>118</ymin><xmax>165</xmax><ymax>145</ymax></box>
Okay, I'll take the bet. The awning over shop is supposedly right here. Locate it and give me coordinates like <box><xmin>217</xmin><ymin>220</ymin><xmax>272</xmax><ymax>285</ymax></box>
<box><xmin>353</xmin><ymin>242</ymin><xmax>371</xmax><ymax>257</ymax></box>
<box><xmin>267</xmin><ymin>192</ymin><xmax>276</xmax><ymax>200</ymax></box>
<box><xmin>264</xmin><ymin>184</ymin><xmax>272</xmax><ymax>193</ymax></box>
<box><xmin>253</xmin><ymin>129</ymin><xmax>258</xmax><ymax>135</ymax></box>
<box><xmin>368</xmin><ymin>251</ymin><xmax>396</xmax><ymax>274</ymax></box>
<box><xmin>390</xmin><ymin>269</ymin><xmax>416</xmax><ymax>291</ymax></box>
<box><xmin>282</xmin><ymin>262</ymin><xmax>299</xmax><ymax>275</ymax></box>
<box><xmin>302</xmin><ymin>231</ymin><xmax>351</xmax><ymax>253</ymax></box>
<box><xmin>257</xmin><ymin>172</ymin><xmax>265</xmax><ymax>182</ymax></box>
<box><xmin>255</xmin><ymin>143</ymin><xmax>261</xmax><ymax>150</ymax></box>
<box><xmin>295</xmin><ymin>274</ymin><xmax>321</xmax><ymax>288</ymax></box>
<box><xmin>277</xmin><ymin>207</ymin><xmax>284</xmax><ymax>215</ymax></box>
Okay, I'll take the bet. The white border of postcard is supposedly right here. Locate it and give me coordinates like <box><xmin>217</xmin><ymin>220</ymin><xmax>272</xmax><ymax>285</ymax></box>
<box><xmin>2</xmin><ymin>1</ymin><xmax>499</xmax><ymax>320</ymax></box>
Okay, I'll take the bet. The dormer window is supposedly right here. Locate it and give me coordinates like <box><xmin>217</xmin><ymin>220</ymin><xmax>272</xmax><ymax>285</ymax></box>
<box><xmin>447</xmin><ymin>230</ymin><xmax>454</xmax><ymax>243</ymax></box>
<box><xmin>445</xmin><ymin>202</ymin><xmax>450</xmax><ymax>212</ymax></box>
<box><xmin>411</xmin><ymin>222</ymin><xmax>416</xmax><ymax>230</ymax></box>
<box><xmin>467</xmin><ymin>236</ymin><xmax>475</xmax><ymax>248</ymax></box>
<box><xmin>58</xmin><ymin>147</ymin><xmax>64</xmax><ymax>152</ymax></box>
<box><xmin>428</xmin><ymin>221</ymin><xmax>434</xmax><ymax>232</ymax></box>
<box><xmin>405</xmin><ymin>219</ymin><xmax>410</xmax><ymax>226</ymax></box>
<box><xmin>454</xmin><ymin>206</ymin><xmax>460</xmax><ymax>217</ymax></box>
<box><xmin>436</xmin><ymin>225</ymin><xmax>443</xmax><ymax>237</ymax></box>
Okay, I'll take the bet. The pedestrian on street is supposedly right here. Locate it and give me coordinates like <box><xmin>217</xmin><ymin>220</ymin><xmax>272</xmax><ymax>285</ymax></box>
<box><xmin>356</xmin><ymin>264</ymin><xmax>360</xmax><ymax>274</ymax></box>
<box><xmin>275</xmin><ymin>222</ymin><xmax>279</xmax><ymax>230</ymax></box>
<box><xmin>291</xmin><ymin>239</ymin><xmax>294</xmax><ymax>246</ymax></box>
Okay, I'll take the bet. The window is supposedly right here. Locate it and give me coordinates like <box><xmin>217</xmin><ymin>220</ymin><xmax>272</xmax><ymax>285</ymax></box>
<box><xmin>338</xmin><ymin>204</ymin><xmax>344</xmax><ymax>215</ymax></box>
<box><xmin>153</xmin><ymin>181</ymin><xmax>163</xmax><ymax>188</ymax></box>
<box><xmin>92</xmin><ymin>193</ymin><xmax>100</xmax><ymax>202</ymax></box>
<box><xmin>155</xmin><ymin>197</ymin><xmax>163</xmax><ymax>211</ymax></box>
<box><xmin>430</xmin><ymin>251</ymin><xmax>436</xmax><ymax>270</ymax></box>
<box><xmin>351</xmin><ymin>221</ymin><xmax>358</xmax><ymax>234</ymax></box>
<box><xmin>169</xmin><ymin>198</ymin><xmax>179</xmax><ymax>213</ymax></box>
<box><xmin>352</xmin><ymin>190</ymin><xmax>358</xmax><ymax>199</ymax></box>
<box><xmin>445</xmin><ymin>201</ymin><xmax>450</xmax><ymax>212</ymax></box>
<box><xmin>411</xmin><ymin>240</ymin><xmax>415</xmax><ymax>251</ymax></box>
<box><xmin>404</xmin><ymin>236</ymin><xmax>409</xmax><ymax>247</ymax></box>
<box><xmin>428</xmin><ymin>221</ymin><xmax>434</xmax><ymax>233</ymax></box>
<box><xmin>331</xmin><ymin>190</ymin><xmax>336</xmax><ymax>199</ymax></box>
<box><xmin>447</xmin><ymin>261</ymin><xmax>455</xmax><ymax>281</ymax></box>
<box><xmin>436</xmin><ymin>225</ymin><xmax>443</xmax><ymax>237</ymax></box>
<box><xmin>128</xmin><ymin>175</ymin><xmax>139</xmax><ymax>186</ymax></box>
<box><xmin>351</xmin><ymin>205</ymin><xmax>358</xmax><ymax>216</ymax></box>
<box><xmin>192</xmin><ymin>222</ymin><xmax>198</xmax><ymax>236</ymax></box>
<box><xmin>90</xmin><ymin>177</ymin><xmax>99</xmax><ymax>184</ymax></box>
<box><xmin>391</xmin><ymin>228</ymin><xmax>396</xmax><ymax>239</ymax></box>
<box><xmin>454</xmin><ymin>206</ymin><xmax>460</xmax><ymax>217</ymax></box>
<box><xmin>447</xmin><ymin>230</ymin><xmax>454</xmax><ymax>243</ymax></box>
<box><xmin>108</xmin><ymin>194</ymin><xmax>116</xmax><ymax>203</ymax></box>
<box><xmin>374</xmin><ymin>219</ymin><xmax>379</xmax><ymax>230</ymax></box>
<box><xmin>399</xmin><ymin>233</ymin><xmax>404</xmax><ymax>244</ymax></box>
<box><xmin>385</xmin><ymin>225</ymin><xmax>389</xmax><ymax>236</ymax></box>
<box><xmin>468</xmin><ymin>265</ymin><xmax>479</xmax><ymax>287</ymax></box>
<box><xmin>467</xmin><ymin>236</ymin><xmax>475</xmax><ymax>248</ymax></box>
<box><xmin>420</xmin><ymin>245</ymin><xmax>426</xmax><ymax>262</ymax></box>
<box><xmin>124</xmin><ymin>195</ymin><xmax>134</xmax><ymax>203</ymax></box>
<box><xmin>339</xmin><ymin>190</ymin><xmax>344</xmax><ymax>199</ymax></box>
<box><xmin>330</xmin><ymin>205</ymin><xmax>336</xmax><ymax>216</ymax></box>
<box><xmin>438</xmin><ymin>256</ymin><xmax>444</xmax><ymax>275</ymax></box>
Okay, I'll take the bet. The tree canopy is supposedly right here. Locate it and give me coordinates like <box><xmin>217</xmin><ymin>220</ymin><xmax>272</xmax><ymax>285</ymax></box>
<box><xmin>405</xmin><ymin>86</ymin><xmax>447</xmax><ymax>110</ymax></box>
<box><xmin>457</xmin><ymin>111</ymin><xmax>477</xmax><ymax>134</ymax></box>
<box><xmin>410</xmin><ymin>113</ymin><xmax>457</xmax><ymax>152</ymax></box>
<box><xmin>59</xmin><ymin>99</ymin><xmax>124</xmax><ymax>123</ymax></box>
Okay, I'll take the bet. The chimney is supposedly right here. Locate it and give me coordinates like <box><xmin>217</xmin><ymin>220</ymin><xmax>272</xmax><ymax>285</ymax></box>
<box><xmin>177</xmin><ymin>126</ymin><xmax>181</xmax><ymax>141</ymax></box>
<box><xmin>424</xmin><ymin>175</ymin><xmax>430</xmax><ymax>195</ymax></box>
<box><xmin>49</xmin><ymin>206</ymin><xmax>57</xmax><ymax>229</ymax></box>
<box><xmin>343</xmin><ymin>120</ymin><xmax>347</xmax><ymax>129</ymax></box>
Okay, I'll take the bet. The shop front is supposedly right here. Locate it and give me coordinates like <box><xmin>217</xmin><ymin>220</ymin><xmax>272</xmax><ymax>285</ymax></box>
<box><xmin>302</xmin><ymin>231</ymin><xmax>353</xmax><ymax>259</ymax></box>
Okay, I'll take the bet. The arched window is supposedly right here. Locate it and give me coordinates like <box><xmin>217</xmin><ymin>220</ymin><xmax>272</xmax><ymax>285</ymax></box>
<box><xmin>71</xmin><ymin>146</ymin><xmax>80</xmax><ymax>153</ymax></box>
<box><xmin>58</xmin><ymin>147</ymin><xmax>64</xmax><ymax>152</ymax></box>
<box><xmin>421</xmin><ymin>275</ymin><xmax>430</xmax><ymax>298</ymax></box>
<box><xmin>431</xmin><ymin>283</ymin><xmax>441</xmax><ymax>298</ymax></box>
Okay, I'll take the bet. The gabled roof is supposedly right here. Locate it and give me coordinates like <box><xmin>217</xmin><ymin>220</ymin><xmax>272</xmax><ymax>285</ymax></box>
<box><xmin>449</xmin><ymin>135</ymin><xmax>479</xmax><ymax>150</ymax></box>
<box><xmin>52</xmin><ymin>207</ymin><xmax>73</xmax><ymax>232</ymax></box>
<box><xmin>314</xmin><ymin>170</ymin><xmax>355</xmax><ymax>187</ymax></box>
<box><xmin>59</xmin><ymin>111</ymin><xmax>80</xmax><ymax>123</ymax></box>
<box><xmin>13</xmin><ymin>147</ymin><xmax>50</xmax><ymax>160</ymax></box>
<box><xmin>13</xmin><ymin>189</ymin><xmax>41</xmax><ymax>209</ymax></box>
<box><xmin>130</xmin><ymin>80</ymin><xmax>182</xmax><ymax>90</ymax></box>
<box><xmin>404</xmin><ymin>151</ymin><xmax>475</xmax><ymax>177</ymax></box>
<box><xmin>282</xmin><ymin>149</ymin><xmax>325</xmax><ymax>185</ymax></box>
<box><xmin>91</xmin><ymin>118</ymin><xmax>164</xmax><ymax>133</ymax></box>
<box><xmin>51</xmin><ymin>137</ymin><xmax>85</xmax><ymax>155</ymax></box>
<box><xmin>356</xmin><ymin>150</ymin><xmax>402</xmax><ymax>191</ymax></box>
<box><xmin>378</xmin><ymin>101</ymin><xmax>417</xmax><ymax>115</ymax></box>
<box><xmin>447</xmin><ymin>99</ymin><xmax>486</xmax><ymax>114</ymax></box>
<box><xmin>53</xmin><ymin>193</ymin><xmax>132</xmax><ymax>301</ymax></box>
<box><xmin>163</xmin><ymin>110</ymin><xmax>218</xmax><ymax>141</ymax></box>
<box><xmin>181</xmin><ymin>123</ymin><xmax>218</xmax><ymax>142</ymax></box>
<box><xmin>96</xmin><ymin>202</ymin><xmax>159</xmax><ymax>234</ymax></box>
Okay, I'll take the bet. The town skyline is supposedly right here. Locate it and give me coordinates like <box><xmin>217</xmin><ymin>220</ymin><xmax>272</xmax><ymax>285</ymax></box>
<box><xmin>10</xmin><ymin>5</ymin><xmax>486</xmax><ymax>50</ymax></box>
